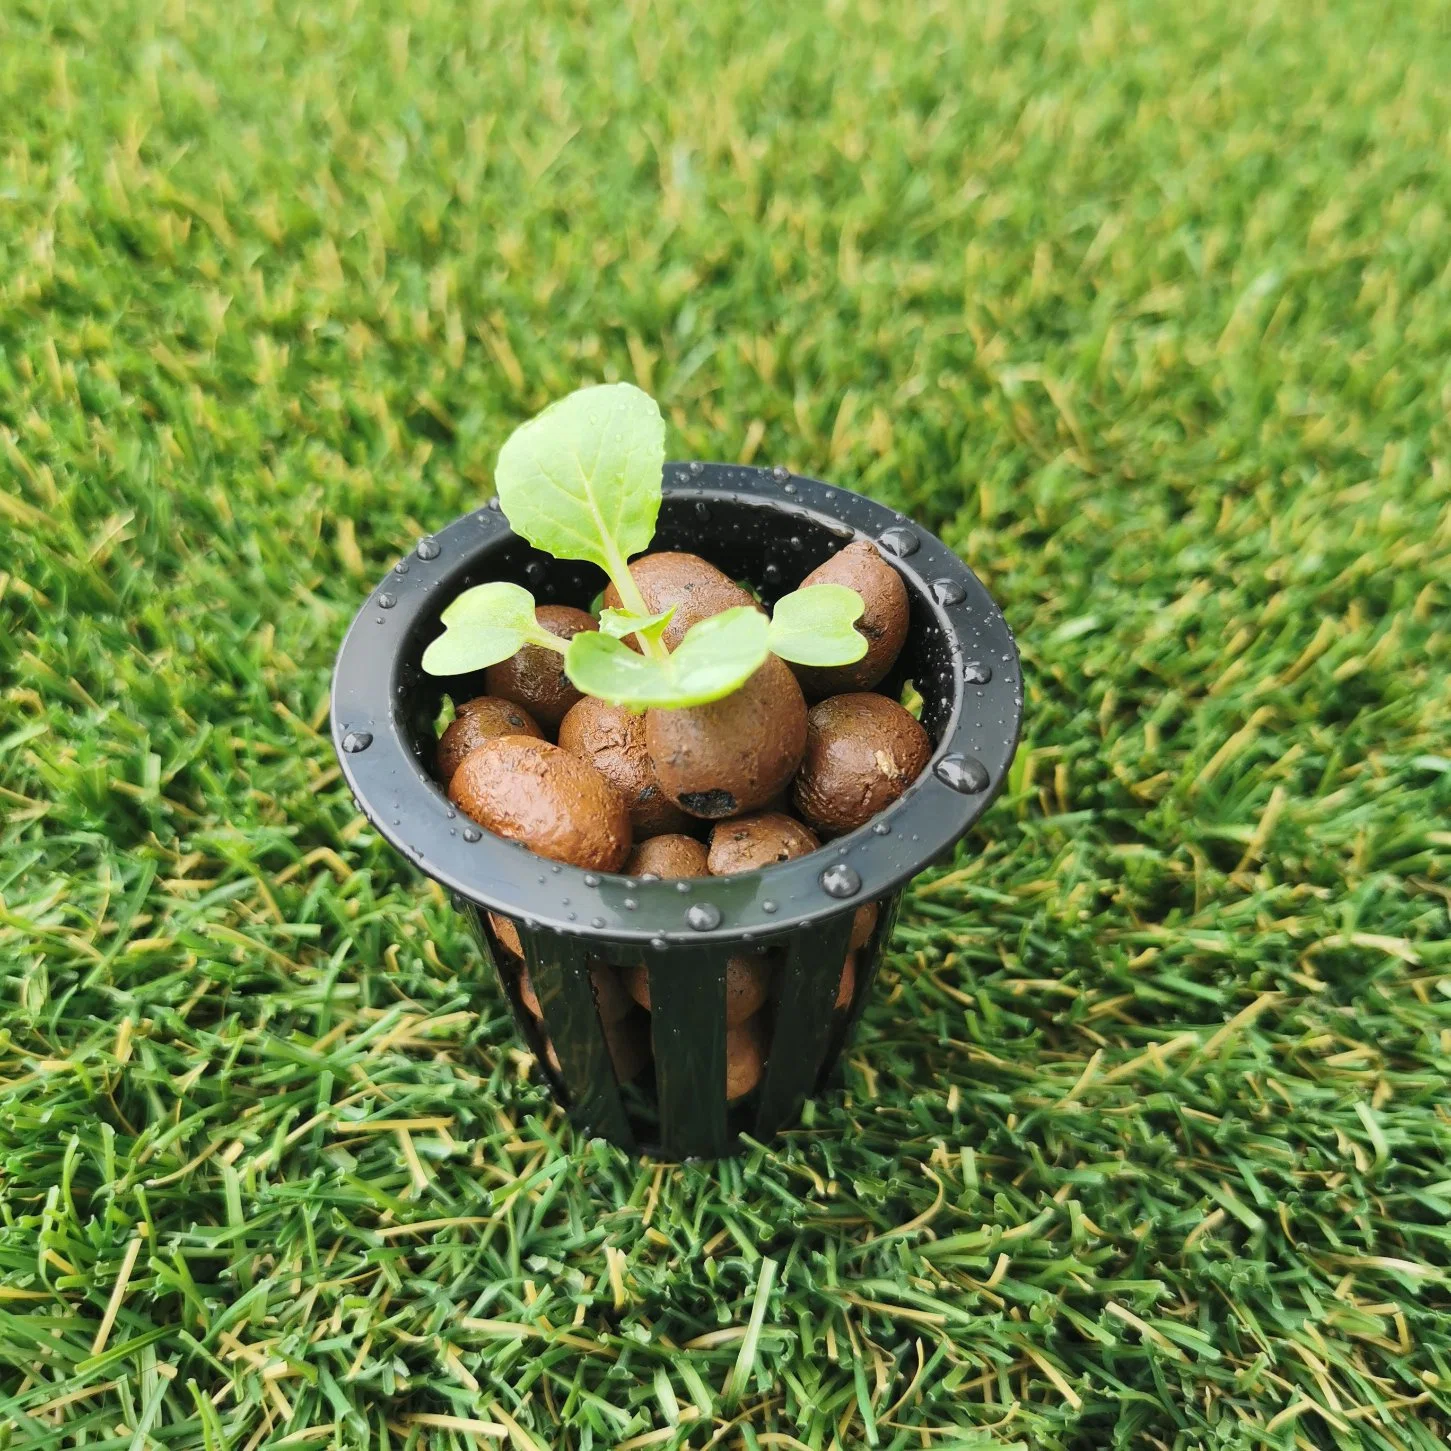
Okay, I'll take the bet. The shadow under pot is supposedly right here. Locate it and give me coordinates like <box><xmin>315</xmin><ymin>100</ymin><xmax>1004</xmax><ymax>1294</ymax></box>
<box><xmin>330</xmin><ymin>464</ymin><xmax>1022</xmax><ymax>1158</ymax></box>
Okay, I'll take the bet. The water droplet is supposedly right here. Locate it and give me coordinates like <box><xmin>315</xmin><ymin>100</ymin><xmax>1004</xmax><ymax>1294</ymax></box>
<box><xmin>962</xmin><ymin>661</ymin><xmax>993</xmax><ymax>685</ymax></box>
<box><xmin>771</xmin><ymin>465</ymin><xmax>790</xmax><ymax>482</ymax></box>
<box><xmin>569</xmin><ymin>912</ymin><xmax>578</xmax><ymax>921</ymax></box>
<box><xmin>623</xmin><ymin>879</ymin><xmax>638</xmax><ymax>891</ymax></box>
<box><xmin>821</xmin><ymin>864</ymin><xmax>861</xmax><ymax>899</ymax></box>
<box><xmin>878</xmin><ymin>527</ymin><xmax>919</xmax><ymax>558</ymax></box>
<box><xmin>783</xmin><ymin>482</ymin><xmax>797</xmax><ymax>495</ymax></box>
<box><xmin>872</xmin><ymin>821</ymin><xmax>891</xmax><ymax>836</ymax></box>
<box><xmin>561</xmin><ymin>897</ymin><xmax>570</xmax><ymax>907</ymax></box>
<box><xmin>488</xmin><ymin>497</ymin><xmax>502</xmax><ymax>511</ymax></box>
<box><xmin>416</xmin><ymin>536</ymin><xmax>440</xmax><ymax>560</ymax></box>
<box><xmin>687</xmin><ymin>902</ymin><xmax>722</xmax><ymax>931</ymax></box>
<box><xmin>584</xmin><ymin>874</ymin><xmax>600</xmax><ymax>888</ymax></box>
<box><xmin>695</xmin><ymin>501</ymin><xmax>711</xmax><ymax>521</ymax></box>
<box><xmin>935</xmin><ymin>754</ymin><xmax>990</xmax><ymax>793</ymax></box>
<box><xmin>651</xmin><ymin>937</ymin><xmax>667</xmax><ymax>951</ymax></box>
<box><xmin>462</xmin><ymin>825</ymin><xmax>482</xmax><ymax>842</ymax></box>
<box><xmin>375</xmin><ymin>616</ymin><xmax>385</xmax><ymax>624</ymax></box>
<box><xmin>763</xmin><ymin>562</ymin><xmax>782</xmax><ymax>585</ymax></box>
<box><xmin>378</xmin><ymin>592</ymin><xmax>396</xmax><ymax>609</ymax></box>
<box><xmin>394</xmin><ymin>559</ymin><xmax>410</xmax><ymax>574</ymax></box>
<box><xmin>789</xmin><ymin>536</ymin><xmax>803</xmax><ymax>552</ymax></box>
<box><xmin>623</xmin><ymin>898</ymin><xmax>638</xmax><ymax>911</ymax></box>
<box><xmin>525</xmin><ymin>561</ymin><xmax>547</xmax><ymax>587</ymax></box>
<box><xmin>341</xmin><ymin>730</ymin><xmax>373</xmax><ymax>753</ymax></box>
<box><xmin>551</xmin><ymin>864</ymin><xmax>562</xmax><ymax>874</ymax></box>
<box><xmin>537</xmin><ymin>874</ymin><xmax>546</xmax><ymax>885</ymax></box>
<box><xmin>762</xmin><ymin>900</ymin><xmax>778</xmax><ymax>914</ymax></box>
<box><xmin>931</xmin><ymin>579</ymin><xmax>965</xmax><ymax>606</ymax></box>
<box><xmin>445</xmin><ymin>806</ymin><xmax>457</xmax><ymax>819</ymax></box>
<box><xmin>689</xmin><ymin>461</ymin><xmax>704</xmax><ymax>476</ymax></box>
<box><xmin>591</xmin><ymin>916</ymin><xmax>606</xmax><ymax>928</ymax></box>
<box><xmin>675</xmin><ymin>881</ymin><xmax>691</xmax><ymax>894</ymax></box>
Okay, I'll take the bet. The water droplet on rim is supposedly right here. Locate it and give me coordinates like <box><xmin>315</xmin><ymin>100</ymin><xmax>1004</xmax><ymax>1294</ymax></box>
<box><xmin>962</xmin><ymin>661</ymin><xmax>993</xmax><ymax>685</ymax></box>
<box><xmin>763</xmin><ymin>562</ymin><xmax>782</xmax><ymax>585</ymax></box>
<box><xmin>935</xmin><ymin>754</ymin><xmax>990</xmax><ymax>794</ymax></box>
<box><xmin>675</xmin><ymin>881</ymin><xmax>691</xmax><ymax>894</ymax></box>
<box><xmin>762</xmin><ymin>900</ymin><xmax>778</xmax><ymax>914</ymax></box>
<box><xmin>695</xmin><ymin>500</ymin><xmax>711</xmax><ymax>520</ymax></box>
<box><xmin>689</xmin><ymin>461</ymin><xmax>704</xmax><ymax>476</ymax></box>
<box><xmin>783</xmin><ymin>482</ymin><xmax>798</xmax><ymax>495</ymax></box>
<box><xmin>651</xmin><ymin>937</ymin><xmax>667</xmax><ymax>951</ymax></box>
<box><xmin>591</xmin><ymin>916</ymin><xmax>606</xmax><ymax>928</ymax></box>
<box><xmin>872</xmin><ymin>821</ymin><xmax>891</xmax><ymax>836</ymax></box>
<box><xmin>623</xmin><ymin>898</ymin><xmax>638</xmax><ymax>911</ymax></box>
<box><xmin>445</xmin><ymin>806</ymin><xmax>457</xmax><ymax>818</ymax></box>
<box><xmin>687</xmin><ymin>902</ymin><xmax>721</xmax><ymax>931</ymax></box>
<box><xmin>394</xmin><ymin>559</ymin><xmax>410</xmax><ymax>574</ymax></box>
<box><xmin>378</xmin><ymin>592</ymin><xmax>396</xmax><ymax>609</ymax></box>
<box><xmin>416</xmin><ymin>536</ymin><xmax>440</xmax><ymax>560</ymax></box>
<box><xmin>878</xmin><ymin>527</ymin><xmax>919</xmax><ymax>558</ymax></box>
<box><xmin>584</xmin><ymin>874</ymin><xmax>600</xmax><ymax>888</ymax></box>
<box><xmin>821</xmin><ymin>864</ymin><xmax>861</xmax><ymax>899</ymax></box>
<box><xmin>462</xmin><ymin>825</ymin><xmax>482</xmax><ymax>842</ymax></box>
<box><xmin>771</xmin><ymin>465</ymin><xmax>790</xmax><ymax>482</ymax></box>
<box><xmin>931</xmin><ymin>579</ymin><xmax>966</xmax><ymax>606</ymax></box>
<box><xmin>488</xmin><ymin>497</ymin><xmax>502</xmax><ymax>511</ymax></box>
<box><xmin>341</xmin><ymin>730</ymin><xmax>373</xmax><ymax>753</ymax></box>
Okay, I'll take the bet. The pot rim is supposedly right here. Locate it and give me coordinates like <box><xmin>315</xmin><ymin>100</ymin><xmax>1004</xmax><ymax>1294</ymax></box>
<box><xmin>330</xmin><ymin>463</ymin><xmax>1023</xmax><ymax>944</ymax></box>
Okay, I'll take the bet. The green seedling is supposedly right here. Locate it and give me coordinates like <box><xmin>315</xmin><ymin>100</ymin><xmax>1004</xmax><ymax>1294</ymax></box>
<box><xmin>421</xmin><ymin>384</ymin><xmax>868</xmax><ymax>708</ymax></box>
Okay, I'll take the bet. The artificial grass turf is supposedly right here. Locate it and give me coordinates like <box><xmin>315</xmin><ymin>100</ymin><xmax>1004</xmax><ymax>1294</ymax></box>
<box><xmin>2</xmin><ymin>0</ymin><xmax>1451</xmax><ymax>1443</ymax></box>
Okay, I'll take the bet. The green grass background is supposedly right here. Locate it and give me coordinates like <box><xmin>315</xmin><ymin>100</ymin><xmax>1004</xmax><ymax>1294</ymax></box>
<box><xmin>3</xmin><ymin>0</ymin><xmax>1451</xmax><ymax>1445</ymax></box>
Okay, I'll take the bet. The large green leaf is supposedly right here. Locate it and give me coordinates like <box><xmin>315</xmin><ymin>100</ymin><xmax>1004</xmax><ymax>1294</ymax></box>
<box><xmin>767</xmin><ymin>584</ymin><xmax>869</xmax><ymax>667</ymax></box>
<box><xmin>494</xmin><ymin>383</ymin><xmax>664</xmax><ymax>574</ymax></box>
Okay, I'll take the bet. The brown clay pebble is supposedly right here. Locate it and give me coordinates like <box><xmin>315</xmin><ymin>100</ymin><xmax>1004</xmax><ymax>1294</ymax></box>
<box><xmin>489</xmin><ymin>911</ymin><xmax>524</xmax><ymax>960</ymax></box>
<box><xmin>707</xmin><ymin>813</ymin><xmax>820</xmax><ymax>875</ymax></box>
<box><xmin>792</xmin><ymin>693</ymin><xmax>932</xmax><ymax>836</ymax></box>
<box><xmin>726</xmin><ymin>1016</ymin><xmax>767</xmax><ymax>1100</ymax></box>
<box><xmin>602</xmin><ymin>552</ymin><xmax>761</xmax><ymax>651</ymax></box>
<box><xmin>518</xmin><ymin>966</ymin><xmax>542</xmax><ymax>1018</ymax></box>
<box><xmin>624</xmin><ymin>834</ymin><xmax>710</xmax><ymax>880</ymax></box>
<box><xmin>449</xmin><ymin>736</ymin><xmax>631</xmax><ymax>870</ymax></box>
<box><xmin>520</xmin><ymin>962</ymin><xmax>631</xmax><ymax>1025</ymax></box>
<box><xmin>558</xmin><ymin>696</ymin><xmax>691</xmax><ymax>837</ymax></box>
<box><xmin>850</xmin><ymin>902</ymin><xmax>878</xmax><ymax>950</ymax></box>
<box><xmin>544</xmin><ymin>1011</ymin><xmax>650</xmax><ymax>1082</ymax></box>
<box><xmin>646</xmin><ymin>655</ymin><xmax>807</xmax><ymax>819</ymax></box>
<box><xmin>436</xmin><ymin>697</ymin><xmax>543</xmax><ymax>783</ymax></box>
<box><xmin>622</xmin><ymin>954</ymin><xmax>771</xmax><ymax>1028</ymax></box>
<box><xmin>484</xmin><ymin>604</ymin><xmax>598</xmax><ymax>730</ymax></box>
<box><xmin>836</xmin><ymin>952</ymin><xmax>856</xmax><ymax>1010</ymax></box>
<box><xmin>791</xmin><ymin>541</ymin><xmax>910</xmax><ymax>697</ymax></box>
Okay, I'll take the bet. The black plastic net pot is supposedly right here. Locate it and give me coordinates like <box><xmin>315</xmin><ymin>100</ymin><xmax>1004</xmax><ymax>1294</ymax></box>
<box><xmin>331</xmin><ymin>464</ymin><xmax>1022</xmax><ymax>1158</ymax></box>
